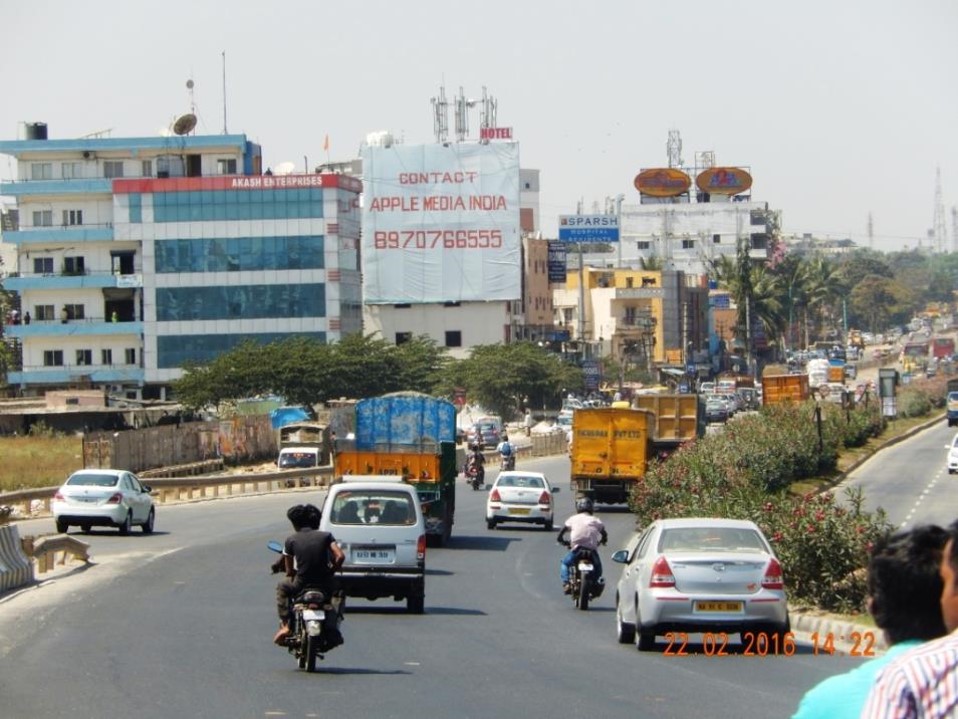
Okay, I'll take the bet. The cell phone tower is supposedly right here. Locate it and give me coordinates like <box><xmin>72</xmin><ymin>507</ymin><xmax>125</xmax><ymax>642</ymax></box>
<box><xmin>933</xmin><ymin>167</ymin><xmax>947</xmax><ymax>254</ymax></box>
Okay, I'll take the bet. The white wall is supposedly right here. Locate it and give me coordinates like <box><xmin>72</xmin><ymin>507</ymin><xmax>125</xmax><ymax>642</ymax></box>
<box><xmin>363</xmin><ymin>301</ymin><xmax>510</xmax><ymax>357</ymax></box>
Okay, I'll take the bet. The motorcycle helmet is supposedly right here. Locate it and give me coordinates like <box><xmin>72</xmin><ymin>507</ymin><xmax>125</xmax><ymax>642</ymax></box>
<box><xmin>576</xmin><ymin>497</ymin><xmax>594</xmax><ymax>513</ymax></box>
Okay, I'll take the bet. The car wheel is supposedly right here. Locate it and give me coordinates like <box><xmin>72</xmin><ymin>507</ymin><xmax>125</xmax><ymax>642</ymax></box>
<box><xmin>544</xmin><ymin>520</ymin><xmax>553</xmax><ymax>532</ymax></box>
<box><xmin>80</xmin><ymin>524</ymin><xmax>91</xmax><ymax>534</ymax></box>
<box><xmin>141</xmin><ymin>508</ymin><xmax>155</xmax><ymax>534</ymax></box>
<box><xmin>487</xmin><ymin>518</ymin><xmax>497</xmax><ymax>530</ymax></box>
<box><xmin>616</xmin><ymin>597</ymin><xmax>636</xmax><ymax>644</ymax></box>
<box><xmin>407</xmin><ymin>593</ymin><xmax>425</xmax><ymax>614</ymax></box>
<box><xmin>636</xmin><ymin>628</ymin><xmax>655</xmax><ymax>651</ymax></box>
<box><xmin>55</xmin><ymin>518</ymin><xmax>69</xmax><ymax>534</ymax></box>
<box><xmin>118</xmin><ymin>511</ymin><xmax>132</xmax><ymax>535</ymax></box>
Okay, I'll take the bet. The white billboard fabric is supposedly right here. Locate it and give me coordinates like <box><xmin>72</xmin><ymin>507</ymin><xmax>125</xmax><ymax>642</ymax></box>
<box><xmin>362</xmin><ymin>143</ymin><xmax>521</xmax><ymax>304</ymax></box>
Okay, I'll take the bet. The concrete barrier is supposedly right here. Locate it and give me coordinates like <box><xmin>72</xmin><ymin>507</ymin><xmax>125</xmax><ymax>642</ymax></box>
<box><xmin>0</xmin><ymin>524</ymin><xmax>35</xmax><ymax>593</ymax></box>
<box><xmin>21</xmin><ymin>533</ymin><xmax>91</xmax><ymax>574</ymax></box>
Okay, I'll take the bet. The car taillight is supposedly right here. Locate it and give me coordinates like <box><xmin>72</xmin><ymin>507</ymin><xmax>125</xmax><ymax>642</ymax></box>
<box><xmin>650</xmin><ymin>556</ymin><xmax>675</xmax><ymax>588</ymax></box>
<box><xmin>106</xmin><ymin>492</ymin><xmax>123</xmax><ymax>504</ymax></box>
<box><xmin>54</xmin><ymin>491</ymin><xmax>64</xmax><ymax>501</ymax></box>
<box><xmin>490</xmin><ymin>488</ymin><xmax>501</xmax><ymax>502</ymax></box>
<box><xmin>417</xmin><ymin>534</ymin><xmax>427</xmax><ymax>561</ymax></box>
<box><xmin>762</xmin><ymin>558</ymin><xmax>784</xmax><ymax>590</ymax></box>
<box><xmin>538</xmin><ymin>491</ymin><xmax>551</xmax><ymax>506</ymax></box>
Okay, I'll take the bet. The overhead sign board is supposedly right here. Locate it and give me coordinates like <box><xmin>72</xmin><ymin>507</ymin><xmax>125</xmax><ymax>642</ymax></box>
<box><xmin>557</xmin><ymin>214</ymin><xmax>619</xmax><ymax>242</ymax></box>
<box><xmin>695</xmin><ymin>167</ymin><xmax>753</xmax><ymax>196</ymax></box>
<box><xmin>479</xmin><ymin>127</ymin><xmax>513</xmax><ymax>140</ymax></box>
<box><xmin>633</xmin><ymin>168</ymin><xmax>692</xmax><ymax>197</ymax></box>
<box><xmin>547</xmin><ymin>241</ymin><xmax>568</xmax><ymax>283</ymax></box>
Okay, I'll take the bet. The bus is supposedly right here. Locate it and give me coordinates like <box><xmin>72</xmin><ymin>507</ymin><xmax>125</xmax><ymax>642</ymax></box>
<box><xmin>900</xmin><ymin>341</ymin><xmax>930</xmax><ymax>372</ymax></box>
<box><xmin>932</xmin><ymin>336</ymin><xmax>956</xmax><ymax>360</ymax></box>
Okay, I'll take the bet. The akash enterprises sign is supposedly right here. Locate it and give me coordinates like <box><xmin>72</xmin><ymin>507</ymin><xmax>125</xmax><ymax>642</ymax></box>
<box><xmin>361</xmin><ymin>143</ymin><xmax>521</xmax><ymax>304</ymax></box>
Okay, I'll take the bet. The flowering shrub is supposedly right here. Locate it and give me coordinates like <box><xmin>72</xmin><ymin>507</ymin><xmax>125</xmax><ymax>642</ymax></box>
<box><xmin>629</xmin><ymin>400</ymin><xmax>895</xmax><ymax>610</ymax></box>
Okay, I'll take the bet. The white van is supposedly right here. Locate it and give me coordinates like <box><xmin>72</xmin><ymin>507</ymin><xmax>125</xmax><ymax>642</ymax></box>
<box><xmin>320</xmin><ymin>477</ymin><xmax>427</xmax><ymax>614</ymax></box>
<box><xmin>277</xmin><ymin>446</ymin><xmax>321</xmax><ymax>469</ymax></box>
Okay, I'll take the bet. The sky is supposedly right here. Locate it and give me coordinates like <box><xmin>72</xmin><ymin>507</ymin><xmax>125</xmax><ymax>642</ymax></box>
<box><xmin>1</xmin><ymin>0</ymin><xmax>956</xmax><ymax>254</ymax></box>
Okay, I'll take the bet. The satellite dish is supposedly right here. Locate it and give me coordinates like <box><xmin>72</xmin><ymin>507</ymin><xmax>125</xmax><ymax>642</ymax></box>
<box><xmin>173</xmin><ymin>113</ymin><xmax>197</xmax><ymax>136</ymax></box>
<box><xmin>273</xmin><ymin>161</ymin><xmax>296</xmax><ymax>175</ymax></box>
<box><xmin>186</xmin><ymin>79</ymin><xmax>194</xmax><ymax>90</ymax></box>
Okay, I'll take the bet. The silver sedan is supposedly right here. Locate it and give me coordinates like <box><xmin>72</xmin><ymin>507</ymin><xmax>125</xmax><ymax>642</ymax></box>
<box><xmin>611</xmin><ymin>517</ymin><xmax>789</xmax><ymax>651</ymax></box>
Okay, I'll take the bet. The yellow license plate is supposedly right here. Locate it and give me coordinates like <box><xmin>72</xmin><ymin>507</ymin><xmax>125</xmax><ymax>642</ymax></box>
<box><xmin>695</xmin><ymin>601</ymin><xmax>743</xmax><ymax>612</ymax></box>
<box><xmin>508</xmin><ymin>507</ymin><xmax>531</xmax><ymax>515</ymax></box>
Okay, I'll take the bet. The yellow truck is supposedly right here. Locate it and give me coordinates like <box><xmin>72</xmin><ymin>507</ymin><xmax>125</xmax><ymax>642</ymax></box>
<box><xmin>761</xmin><ymin>374</ymin><xmax>810</xmax><ymax>405</ymax></box>
<box><xmin>569</xmin><ymin>407</ymin><xmax>655</xmax><ymax>505</ymax></box>
<box><xmin>631</xmin><ymin>394</ymin><xmax>702</xmax><ymax>447</ymax></box>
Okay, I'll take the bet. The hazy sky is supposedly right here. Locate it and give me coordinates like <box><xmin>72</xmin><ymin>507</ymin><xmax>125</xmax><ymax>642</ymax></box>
<box><xmin>1</xmin><ymin>0</ymin><xmax>955</xmax><ymax>254</ymax></box>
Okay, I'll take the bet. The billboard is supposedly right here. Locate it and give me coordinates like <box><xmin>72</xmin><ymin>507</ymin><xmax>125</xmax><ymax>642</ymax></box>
<box><xmin>557</xmin><ymin>214</ymin><xmax>620</xmax><ymax>242</ymax></box>
<box><xmin>547</xmin><ymin>241</ymin><xmax>568</xmax><ymax>283</ymax></box>
<box><xmin>361</xmin><ymin>143</ymin><xmax>521</xmax><ymax>304</ymax></box>
<box><xmin>695</xmin><ymin>167</ymin><xmax>753</xmax><ymax>196</ymax></box>
<box><xmin>633</xmin><ymin>168</ymin><xmax>691</xmax><ymax>197</ymax></box>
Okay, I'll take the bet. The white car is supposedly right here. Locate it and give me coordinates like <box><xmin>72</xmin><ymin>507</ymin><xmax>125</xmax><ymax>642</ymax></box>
<box><xmin>611</xmin><ymin>517</ymin><xmax>789</xmax><ymax>650</ymax></box>
<box><xmin>486</xmin><ymin>470</ymin><xmax>557</xmax><ymax>530</ymax></box>
<box><xmin>52</xmin><ymin>469</ymin><xmax>155</xmax><ymax>535</ymax></box>
<box><xmin>320</xmin><ymin>476</ymin><xmax>426</xmax><ymax>613</ymax></box>
<box><xmin>948</xmin><ymin>434</ymin><xmax>958</xmax><ymax>474</ymax></box>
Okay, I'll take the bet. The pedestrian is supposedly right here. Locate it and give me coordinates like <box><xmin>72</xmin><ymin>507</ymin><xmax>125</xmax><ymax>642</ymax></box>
<box><xmin>60</xmin><ymin>307</ymin><xmax>68</xmax><ymax>324</ymax></box>
<box><xmin>111</xmin><ymin>310</ymin><xmax>118</xmax><ymax>323</ymax></box>
<box><xmin>861</xmin><ymin>519</ymin><xmax>958</xmax><ymax>718</ymax></box>
<box><xmin>791</xmin><ymin>524</ymin><xmax>948</xmax><ymax>719</ymax></box>
<box><xmin>23</xmin><ymin>311</ymin><xmax>30</xmax><ymax>325</ymax></box>
<box><xmin>523</xmin><ymin>409</ymin><xmax>533</xmax><ymax>437</ymax></box>
<box><xmin>10</xmin><ymin>308</ymin><xmax>19</xmax><ymax>325</ymax></box>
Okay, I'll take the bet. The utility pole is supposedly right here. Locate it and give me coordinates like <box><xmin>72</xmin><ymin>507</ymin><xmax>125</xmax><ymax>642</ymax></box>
<box><xmin>934</xmin><ymin>167</ymin><xmax>947</xmax><ymax>254</ymax></box>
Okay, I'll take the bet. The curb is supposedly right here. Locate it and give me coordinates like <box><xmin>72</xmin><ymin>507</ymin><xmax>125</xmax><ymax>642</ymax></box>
<box><xmin>789</xmin><ymin>608</ymin><xmax>886</xmax><ymax>655</ymax></box>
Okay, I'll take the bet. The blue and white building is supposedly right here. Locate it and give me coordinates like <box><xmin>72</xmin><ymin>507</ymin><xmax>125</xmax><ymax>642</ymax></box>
<box><xmin>0</xmin><ymin>123</ymin><xmax>362</xmax><ymax>399</ymax></box>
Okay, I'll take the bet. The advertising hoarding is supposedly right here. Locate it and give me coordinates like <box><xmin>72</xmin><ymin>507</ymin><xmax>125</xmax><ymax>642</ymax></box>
<box><xmin>547</xmin><ymin>241</ymin><xmax>568</xmax><ymax>283</ymax></box>
<box><xmin>361</xmin><ymin>143</ymin><xmax>521</xmax><ymax>304</ymax></box>
<box><xmin>557</xmin><ymin>214</ymin><xmax>620</xmax><ymax>242</ymax></box>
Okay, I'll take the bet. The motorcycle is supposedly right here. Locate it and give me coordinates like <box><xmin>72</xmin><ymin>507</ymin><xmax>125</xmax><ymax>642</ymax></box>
<box><xmin>500</xmin><ymin>453</ymin><xmax>516</xmax><ymax>471</ymax></box>
<box><xmin>563</xmin><ymin>543</ymin><xmax>604</xmax><ymax>611</ymax></box>
<box><xmin>268</xmin><ymin>540</ymin><xmax>344</xmax><ymax>672</ymax></box>
<box><xmin>465</xmin><ymin>455</ymin><xmax>485</xmax><ymax>490</ymax></box>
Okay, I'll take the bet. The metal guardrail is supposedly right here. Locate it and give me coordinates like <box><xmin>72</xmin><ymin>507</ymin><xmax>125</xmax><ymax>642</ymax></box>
<box><xmin>21</xmin><ymin>533</ymin><xmax>91</xmax><ymax>574</ymax></box>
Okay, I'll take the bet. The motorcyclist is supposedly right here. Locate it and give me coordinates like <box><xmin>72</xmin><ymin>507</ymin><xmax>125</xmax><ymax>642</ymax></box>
<box><xmin>466</xmin><ymin>442</ymin><xmax>485</xmax><ymax>483</ymax></box>
<box><xmin>496</xmin><ymin>433</ymin><xmax>514</xmax><ymax>469</ymax></box>
<box><xmin>556</xmin><ymin>497</ymin><xmax>608</xmax><ymax>595</ymax></box>
<box><xmin>273</xmin><ymin>503</ymin><xmax>345</xmax><ymax>648</ymax></box>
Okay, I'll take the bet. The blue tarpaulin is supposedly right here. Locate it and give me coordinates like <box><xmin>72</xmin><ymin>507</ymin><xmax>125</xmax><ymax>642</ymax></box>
<box><xmin>269</xmin><ymin>406</ymin><xmax>311</xmax><ymax>430</ymax></box>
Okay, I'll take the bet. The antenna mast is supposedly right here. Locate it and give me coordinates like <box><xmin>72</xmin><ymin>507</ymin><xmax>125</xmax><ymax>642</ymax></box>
<box><xmin>667</xmin><ymin>129</ymin><xmax>684</xmax><ymax>168</ymax></box>
<box><xmin>867</xmin><ymin>212</ymin><xmax>874</xmax><ymax>250</ymax></box>
<box><xmin>431</xmin><ymin>86</ymin><xmax>449</xmax><ymax>144</ymax></box>
<box><xmin>222</xmin><ymin>51</ymin><xmax>228</xmax><ymax>134</ymax></box>
<box><xmin>933</xmin><ymin>166</ymin><xmax>947</xmax><ymax>254</ymax></box>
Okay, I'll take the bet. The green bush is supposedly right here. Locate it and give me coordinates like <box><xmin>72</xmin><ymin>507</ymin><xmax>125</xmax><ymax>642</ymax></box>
<box><xmin>629</xmin><ymin>401</ymin><xmax>895</xmax><ymax>611</ymax></box>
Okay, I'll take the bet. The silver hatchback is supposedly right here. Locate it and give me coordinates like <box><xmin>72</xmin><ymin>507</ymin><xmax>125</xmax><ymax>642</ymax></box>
<box><xmin>611</xmin><ymin>518</ymin><xmax>789</xmax><ymax>651</ymax></box>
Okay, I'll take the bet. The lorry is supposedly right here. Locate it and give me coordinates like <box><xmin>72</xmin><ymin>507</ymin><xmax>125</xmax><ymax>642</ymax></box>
<box><xmin>631</xmin><ymin>393</ymin><xmax>703</xmax><ymax>450</ymax></box>
<box><xmin>806</xmin><ymin>358</ymin><xmax>831</xmax><ymax>389</ymax></box>
<box><xmin>761</xmin><ymin>373</ymin><xmax>810</xmax><ymax>405</ymax></box>
<box><xmin>333</xmin><ymin>392</ymin><xmax>458</xmax><ymax>546</ymax></box>
<box><xmin>569</xmin><ymin>407</ymin><xmax>655</xmax><ymax>505</ymax></box>
<box><xmin>933</xmin><ymin>336</ymin><xmax>956</xmax><ymax>361</ymax></box>
<box><xmin>948</xmin><ymin>378</ymin><xmax>958</xmax><ymax>427</ymax></box>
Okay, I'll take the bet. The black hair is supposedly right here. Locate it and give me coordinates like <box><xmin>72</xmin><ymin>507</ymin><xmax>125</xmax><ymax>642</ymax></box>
<box><xmin>287</xmin><ymin>503</ymin><xmax>321</xmax><ymax>531</ymax></box>
<box><xmin>947</xmin><ymin>520</ymin><xmax>958</xmax><ymax>585</ymax></box>
<box><xmin>868</xmin><ymin>524</ymin><xmax>948</xmax><ymax>644</ymax></box>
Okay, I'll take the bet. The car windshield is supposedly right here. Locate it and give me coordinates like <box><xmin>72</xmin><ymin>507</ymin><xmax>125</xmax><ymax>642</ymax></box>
<box><xmin>659</xmin><ymin>527</ymin><xmax>768</xmax><ymax>553</ymax></box>
<box><xmin>65</xmin><ymin>473</ymin><xmax>121</xmax><ymax>487</ymax></box>
<box><xmin>330</xmin><ymin>490</ymin><xmax>415</xmax><ymax>526</ymax></box>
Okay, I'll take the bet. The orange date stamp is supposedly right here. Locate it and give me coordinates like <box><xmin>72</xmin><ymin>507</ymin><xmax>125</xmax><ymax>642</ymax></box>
<box><xmin>662</xmin><ymin>630</ymin><xmax>877</xmax><ymax>657</ymax></box>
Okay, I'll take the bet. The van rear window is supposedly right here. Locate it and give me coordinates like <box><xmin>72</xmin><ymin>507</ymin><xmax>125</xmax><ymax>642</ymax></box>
<box><xmin>330</xmin><ymin>490</ymin><xmax>415</xmax><ymax>526</ymax></box>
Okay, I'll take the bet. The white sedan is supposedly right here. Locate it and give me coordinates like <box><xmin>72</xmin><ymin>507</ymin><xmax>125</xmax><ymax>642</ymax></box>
<box><xmin>611</xmin><ymin>517</ymin><xmax>789</xmax><ymax>650</ymax></box>
<box><xmin>948</xmin><ymin>433</ymin><xmax>958</xmax><ymax>474</ymax></box>
<box><xmin>485</xmin><ymin>470</ymin><xmax>557</xmax><ymax>530</ymax></box>
<box><xmin>52</xmin><ymin>469</ymin><xmax>155</xmax><ymax>535</ymax></box>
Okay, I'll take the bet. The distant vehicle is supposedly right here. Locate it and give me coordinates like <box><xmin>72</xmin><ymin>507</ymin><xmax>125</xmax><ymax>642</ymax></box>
<box><xmin>277</xmin><ymin>446</ymin><xmax>321</xmax><ymax>469</ymax></box>
<box><xmin>948</xmin><ymin>433</ymin><xmax>958</xmax><ymax>474</ymax></box>
<box><xmin>485</xmin><ymin>470</ymin><xmax>557</xmax><ymax>531</ymax></box>
<box><xmin>467</xmin><ymin>416</ymin><xmax>503</xmax><ymax>448</ymax></box>
<box><xmin>933</xmin><ymin>337</ymin><xmax>956</xmax><ymax>360</ymax></box>
<box><xmin>948</xmin><ymin>387</ymin><xmax>958</xmax><ymax>428</ymax></box>
<box><xmin>611</xmin><ymin>517</ymin><xmax>789</xmax><ymax>650</ymax></box>
<box><xmin>705</xmin><ymin>397</ymin><xmax>730</xmax><ymax>423</ymax></box>
<box><xmin>52</xmin><ymin>469</ymin><xmax>155</xmax><ymax>535</ymax></box>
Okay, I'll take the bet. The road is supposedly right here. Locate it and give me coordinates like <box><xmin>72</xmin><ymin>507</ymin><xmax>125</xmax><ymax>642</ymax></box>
<box><xmin>1</xmin><ymin>456</ymin><xmax>861</xmax><ymax>719</ymax></box>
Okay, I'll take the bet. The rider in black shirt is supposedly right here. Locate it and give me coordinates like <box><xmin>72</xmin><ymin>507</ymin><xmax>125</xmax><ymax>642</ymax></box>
<box><xmin>273</xmin><ymin>504</ymin><xmax>345</xmax><ymax>646</ymax></box>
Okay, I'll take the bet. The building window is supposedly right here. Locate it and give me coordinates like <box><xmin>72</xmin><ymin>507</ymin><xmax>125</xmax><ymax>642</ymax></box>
<box><xmin>395</xmin><ymin>332</ymin><xmax>412</xmax><ymax>345</ymax></box>
<box><xmin>642</xmin><ymin>277</ymin><xmax>656</xmax><ymax>287</ymax></box>
<box><xmin>104</xmin><ymin>161</ymin><xmax>124</xmax><ymax>178</ymax></box>
<box><xmin>682</xmin><ymin>239</ymin><xmax>695</xmax><ymax>249</ymax></box>
<box><xmin>62</xmin><ymin>209</ymin><xmax>83</xmax><ymax>226</ymax></box>
<box><xmin>445</xmin><ymin>330</ymin><xmax>462</xmax><ymax>348</ymax></box>
<box><xmin>43</xmin><ymin>350</ymin><xmax>64</xmax><ymax>367</ymax></box>
<box><xmin>35</xmin><ymin>305</ymin><xmax>54</xmax><ymax>321</ymax></box>
<box><xmin>125</xmin><ymin>348</ymin><xmax>137</xmax><ymax>365</ymax></box>
<box><xmin>31</xmin><ymin>163</ymin><xmax>53</xmax><ymax>180</ymax></box>
<box><xmin>75</xmin><ymin>349</ymin><xmax>92</xmax><ymax>366</ymax></box>
<box><xmin>626</xmin><ymin>277</ymin><xmax>634</xmax><ymax>288</ymax></box>
<box><xmin>217</xmin><ymin>158</ymin><xmax>237</xmax><ymax>174</ymax></box>
<box><xmin>64</xmin><ymin>304</ymin><xmax>85</xmax><ymax>320</ymax></box>
<box><xmin>33</xmin><ymin>257</ymin><xmax>54</xmax><ymax>274</ymax></box>
<box><xmin>713</xmin><ymin>234</ymin><xmax>721</xmax><ymax>244</ymax></box>
<box><xmin>750</xmin><ymin>233</ymin><xmax>768</xmax><ymax>250</ymax></box>
<box><xmin>63</xmin><ymin>256</ymin><xmax>85</xmax><ymax>275</ymax></box>
<box><xmin>141</xmin><ymin>160</ymin><xmax>153</xmax><ymax>177</ymax></box>
<box><xmin>101</xmin><ymin>349</ymin><xmax>113</xmax><ymax>365</ymax></box>
<box><xmin>32</xmin><ymin>210</ymin><xmax>53</xmax><ymax>227</ymax></box>
<box><xmin>61</xmin><ymin>162</ymin><xmax>82</xmax><ymax>179</ymax></box>
<box><xmin>636</xmin><ymin>241</ymin><xmax>650</xmax><ymax>250</ymax></box>
<box><xmin>750</xmin><ymin>210</ymin><xmax>766</xmax><ymax>226</ymax></box>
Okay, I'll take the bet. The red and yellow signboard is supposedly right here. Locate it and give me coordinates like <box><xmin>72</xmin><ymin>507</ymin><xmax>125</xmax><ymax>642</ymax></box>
<box><xmin>695</xmin><ymin>167</ymin><xmax>752</xmax><ymax>196</ymax></box>
<box><xmin>633</xmin><ymin>168</ymin><xmax>692</xmax><ymax>197</ymax></box>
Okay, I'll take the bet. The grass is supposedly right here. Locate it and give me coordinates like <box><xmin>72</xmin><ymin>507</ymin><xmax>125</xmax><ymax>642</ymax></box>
<box><xmin>0</xmin><ymin>435</ymin><xmax>85</xmax><ymax>493</ymax></box>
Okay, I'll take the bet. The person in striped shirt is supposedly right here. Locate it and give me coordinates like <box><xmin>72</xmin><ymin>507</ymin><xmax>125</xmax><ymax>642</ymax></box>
<box><xmin>790</xmin><ymin>524</ymin><xmax>947</xmax><ymax>719</ymax></box>
<box><xmin>861</xmin><ymin>519</ymin><xmax>958</xmax><ymax>718</ymax></box>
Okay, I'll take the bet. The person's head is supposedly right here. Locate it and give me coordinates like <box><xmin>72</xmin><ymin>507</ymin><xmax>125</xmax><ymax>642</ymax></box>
<box><xmin>502</xmin><ymin>434</ymin><xmax>509</xmax><ymax>442</ymax></box>
<box><xmin>867</xmin><ymin>524</ymin><xmax>948</xmax><ymax>643</ymax></box>
<box><xmin>576</xmin><ymin>497</ymin><xmax>594</xmax><ymax>514</ymax></box>
<box><xmin>287</xmin><ymin>503</ymin><xmax>321</xmax><ymax>531</ymax></box>
<box><xmin>940</xmin><ymin>520</ymin><xmax>958</xmax><ymax>633</ymax></box>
